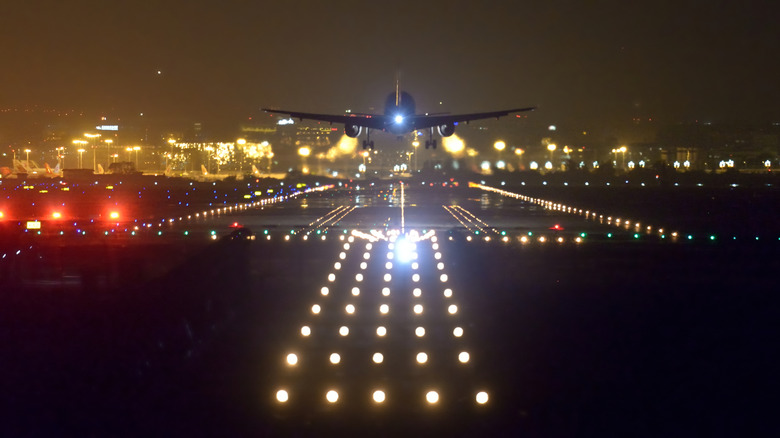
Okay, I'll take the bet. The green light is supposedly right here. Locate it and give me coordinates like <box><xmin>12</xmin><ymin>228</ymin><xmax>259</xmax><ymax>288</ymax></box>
<box><xmin>316</xmin><ymin>230</ymin><xmax>321</xmax><ymax>235</ymax></box>
<box><xmin>184</xmin><ymin>231</ymin><xmax>189</xmax><ymax>236</ymax></box>
<box><xmin>60</xmin><ymin>231</ymin><xmax>64</xmax><ymax>235</ymax></box>
<box><xmin>687</xmin><ymin>235</ymin><xmax>693</xmax><ymax>240</ymax></box>
<box><xmin>709</xmin><ymin>235</ymin><xmax>716</xmax><ymax>241</ymax></box>
<box><xmin>131</xmin><ymin>231</ymin><xmax>136</xmax><ymax>236</ymax></box>
<box><xmin>607</xmin><ymin>233</ymin><xmax>613</xmax><ymax>238</ymax></box>
<box><xmin>105</xmin><ymin>231</ymin><xmax>109</xmax><ymax>235</ymax></box>
<box><xmin>633</xmin><ymin>233</ymin><xmax>640</xmax><ymax>239</ymax></box>
<box><xmin>527</xmin><ymin>232</ymin><xmax>533</xmax><ymax>236</ymax></box>
<box><xmin>475</xmin><ymin>230</ymin><xmax>480</xmax><ymax>235</ymax></box>
<box><xmin>158</xmin><ymin>231</ymin><xmax>162</xmax><ymax>236</ymax></box>
<box><xmin>661</xmin><ymin>234</ymin><xmax>666</xmax><ymax>239</ymax></box>
<box><xmin>37</xmin><ymin>231</ymin><xmax>41</xmax><ymax>235</ymax></box>
<box><xmin>580</xmin><ymin>232</ymin><xmax>587</xmax><ymax>238</ymax></box>
<box><xmin>290</xmin><ymin>230</ymin><xmax>295</xmax><ymax>234</ymax></box>
<box><xmin>264</xmin><ymin>229</ymin><xmax>269</xmax><ymax>235</ymax></box>
<box><xmin>210</xmin><ymin>230</ymin><xmax>217</xmax><ymax>235</ymax></box>
<box><xmin>501</xmin><ymin>231</ymin><xmax>506</xmax><ymax>236</ymax></box>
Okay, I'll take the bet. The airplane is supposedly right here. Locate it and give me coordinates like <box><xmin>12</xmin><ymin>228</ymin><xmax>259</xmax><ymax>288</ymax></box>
<box><xmin>10</xmin><ymin>159</ymin><xmax>61</xmax><ymax>177</ymax></box>
<box><xmin>262</xmin><ymin>81</ymin><xmax>535</xmax><ymax>150</ymax></box>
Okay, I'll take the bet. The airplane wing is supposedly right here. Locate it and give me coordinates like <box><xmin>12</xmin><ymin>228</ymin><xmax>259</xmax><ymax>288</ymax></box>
<box><xmin>408</xmin><ymin>107</ymin><xmax>536</xmax><ymax>130</ymax></box>
<box><xmin>261</xmin><ymin>109</ymin><xmax>387</xmax><ymax>130</ymax></box>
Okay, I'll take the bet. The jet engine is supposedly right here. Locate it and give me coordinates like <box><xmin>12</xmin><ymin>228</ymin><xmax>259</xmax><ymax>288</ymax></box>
<box><xmin>344</xmin><ymin>125</ymin><xmax>362</xmax><ymax>138</ymax></box>
<box><xmin>437</xmin><ymin>124</ymin><xmax>455</xmax><ymax>137</ymax></box>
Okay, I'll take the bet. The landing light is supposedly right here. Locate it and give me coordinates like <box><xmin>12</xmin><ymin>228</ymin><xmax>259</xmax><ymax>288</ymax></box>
<box><xmin>394</xmin><ymin>115</ymin><xmax>404</xmax><ymax>124</ymax></box>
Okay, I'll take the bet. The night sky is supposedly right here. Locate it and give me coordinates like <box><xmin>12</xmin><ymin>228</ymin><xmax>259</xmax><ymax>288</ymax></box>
<box><xmin>2</xmin><ymin>0</ymin><xmax>779</xmax><ymax>130</ymax></box>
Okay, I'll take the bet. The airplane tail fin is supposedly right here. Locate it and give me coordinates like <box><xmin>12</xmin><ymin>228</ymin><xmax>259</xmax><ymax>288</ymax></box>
<box><xmin>13</xmin><ymin>160</ymin><xmax>29</xmax><ymax>173</ymax></box>
<box><xmin>45</xmin><ymin>163</ymin><xmax>53</xmax><ymax>174</ymax></box>
<box><xmin>252</xmin><ymin>164</ymin><xmax>260</xmax><ymax>176</ymax></box>
<box><xmin>201</xmin><ymin>164</ymin><xmax>209</xmax><ymax>175</ymax></box>
<box><xmin>164</xmin><ymin>165</ymin><xmax>172</xmax><ymax>177</ymax></box>
<box><xmin>97</xmin><ymin>164</ymin><xmax>105</xmax><ymax>175</ymax></box>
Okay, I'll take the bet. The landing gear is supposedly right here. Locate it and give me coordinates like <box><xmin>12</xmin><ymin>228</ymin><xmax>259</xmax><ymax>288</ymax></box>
<box><xmin>362</xmin><ymin>128</ymin><xmax>375</xmax><ymax>150</ymax></box>
<box><xmin>425</xmin><ymin>128</ymin><xmax>437</xmax><ymax>149</ymax></box>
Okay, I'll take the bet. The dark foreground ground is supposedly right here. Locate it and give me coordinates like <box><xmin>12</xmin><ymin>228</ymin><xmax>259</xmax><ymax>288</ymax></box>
<box><xmin>2</xmin><ymin>233</ymin><xmax>778</xmax><ymax>437</ymax></box>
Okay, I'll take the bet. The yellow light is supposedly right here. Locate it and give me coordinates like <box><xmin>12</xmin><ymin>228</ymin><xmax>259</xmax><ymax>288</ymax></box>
<box><xmin>109</xmin><ymin>211</ymin><xmax>120</xmax><ymax>220</ymax></box>
<box><xmin>416</xmin><ymin>352</ymin><xmax>428</xmax><ymax>364</ymax></box>
<box><xmin>376</xmin><ymin>326</ymin><xmax>387</xmax><ymax>337</ymax></box>
<box><xmin>494</xmin><ymin>140</ymin><xmax>506</xmax><ymax>151</ymax></box>
<box><xmin>373</xmin><ymin>352</ymin><xmax>384</xmax><ymax>363</ymax></box>
<box><xmin>458</xmin><ymin>352</ymin><xmax>470</xmax><ymax>363</ymax></box>
<box><xmin>415</xmin><ymin>327</ymin><xmax>425</xmax><ymax>337</ymax></box>
<box><xmin>276</xmin><ymin>389</ymin><xmax>289</xmax><ymax>403</ymax></box>
<box><xmin>453</xmin><ymin>327</ymin><xmax>464</xmax><ymax>337</ymax></box>
<box><xmin>476</xmin><ymin>391</ymin><xmax>489</xmax><ymax>404</ymax></box>
<box><xmin>414</xmin><ymin>304</ymin><xmax>423</xmax><ymax>314</ymax></box>
<box><xmin>547</xmin><ymin>143</ymin><xmax>557</xmax><ymax>152</ymax></box>
<box><xmin>326</xmin><ymin>390</ymin><xmax>338</xmax><ymax>403</ymax></box>
<box><xmin>373</xmin><ymin>390</ymin><xmax>386</xmax><ymax>403</ymax></box>
<box><xmin>330</xmin><ymin>353</ymin><xmax>341</xmax><ymax>364</ymax></box>
<box><xmin>426</xmin><ymin>391</ymin><xmax>439</xmax><ymax>404</ymax></box>
<box><xmin>286</xmin><ymin>353</ymin><xmax>298</xmax><ymax>366</ymax></box>
<box><xmin>301</xmin><ymin>326</ymin><xmax>311</xmax><ymax>336</ymax></box>
<box><xmin>51</xmin><ymin>212</ymin><xmax>62</xmax><ymax>219</ymax></box>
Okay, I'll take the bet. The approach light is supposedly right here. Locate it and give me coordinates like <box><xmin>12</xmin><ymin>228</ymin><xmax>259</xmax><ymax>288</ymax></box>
<box><xmin>109</xmin><ymin>211</ymin><xmax>120</xmax><ymax>220</ymax></box>
<box><xmin>321</xmin><ymin>287</ymin><xmax>329</xmax><ymax>296</ymax></box>
<box><xmin>440</xmin><ymin>274</ymin><xmax>448</xmax><ymax>282</ymax></box>
<box><xmin>311</xmin><ymin>304</ymin><xmax>321</xmax><ymax>314</ymax></box>
<box><xmin>356</xmin><ymin>273</ymin><xmax>364</xmax><ymax>282</ymax></box>
<box><xmin>448</xmin><ymin>304</ymin><xmax>458</xmax><ymax>314</ymax></box>
<box><xmin>328</xmin><ymin>273</ymin><xmax>336</xmax><ymax>282</ymax></box>
<box><xmin>415</xmin><ymin>327</ymin><xmax>425</xmax><ymax>337</ymax></box>
<box><xmin>351</xmin><ymin>287</ymin><xmax>360</xmax><ymax>296</ymax></box>
<box><xmin>443</xmin><ymin>288</ymin><xmax>453</xmax><ymax>298</ymax></box>
<box><xmin>413</xmin><ymin>288</ymin><xmax>422</xmax><ymax>297</ymax></box>
<box><xmin>380</xmin><ymin>304</ymin><xmax>389</xmax><ymax>314</ymax></box>
<box><xmin>301</xmin><ymin>326</ymin><xmax>311</xmax><ymax>336</ymax></box>
<box><xmin>414</xmin><ymin>304</ymin><xmax>423</xmax><ymax>314</ymax></box>
<box><xmin>52</xmin><ymin>212</ymin><xmax>62</xmax><ymax>219</ymax></box>
<box><xmin>345</xmin><ymin>303</ymin><xmax>356</xmax><ymax>314</ymax></box>
<box><xmin>412</xmin><ymin>273</ymin><xmax>420</xmax><ymax>282</ymax></box>
<box><xmin>382</xmin><ymin>287</ymin><xmax>390</xmax><ymax>296</ymax></box>
<box><xmin>385</xmin><ymin>262</ymin><xmax>393</xmax><ymax>269</ymax></box>
<box><xmin>376</xmin><ymin>326</ymin><xmax>387</xmax><ymax>337</ymax></box>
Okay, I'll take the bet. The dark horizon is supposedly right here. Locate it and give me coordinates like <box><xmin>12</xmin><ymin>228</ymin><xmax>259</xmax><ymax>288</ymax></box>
<box><xmin>2</xmin><ymin>1</ymin><xmax>779</xmax><ymax>132</ymax></box>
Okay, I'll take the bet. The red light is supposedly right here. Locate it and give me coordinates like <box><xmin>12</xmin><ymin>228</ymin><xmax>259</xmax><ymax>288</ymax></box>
<box><xmin>0</xmin><ymin>211</ymin><xmax>4</xmax><ymax>219</ymax></box>
<box><xmin>549</xmin><ymin>224</ymin><xmax>563</xmax><ymax>230</ymax></box>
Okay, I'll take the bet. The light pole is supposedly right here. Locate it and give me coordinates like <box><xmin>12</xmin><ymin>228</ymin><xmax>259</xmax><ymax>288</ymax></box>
<box><xmin>514</xmin><ymin>148</ymin><xmax>524</xmax><ymax>170</ymax></box>
<box><xmin>77</xmin><ymin>148</ymin><xmax>86</xmax><ymax>168</ymax></box>
<box><xmin>547</xmin><ymin>143</ymin><xmax>557</xmax><ymax>164</ymax></box>
<box><xmin>412</xmin><ymin>140</ymin><xmax>419</xmax><ymax>173</ymax></box>
<box><xmin>494</xmin><ymin>140</ymin><xmax>506</xmax><ymax>163</ymax></box>
<box><xmin>84</xmin><ymin>133</ymin><xmax>101</xmax><ymax>172</ymax></box>
<box><xmin>620</xmin><ymin>146</ymin><xmax>627</xmax><ymax>169</ymax></box>
<box><xmin>103</xmin><ymin>139</ymin><xmax>113</xmax><ymax>169</ymax></box>
<box><xmin>236</xmin><ymin>138</ymin><xmax>246</xmax><ymax>173</ymax></box>
<box><xmin>73</xmin><ymin>140</ymin><xmax>88</xmax><ymax>167</ymax></box>
<box><xmin>133</xmin><ymin>146</ymin><xmax>141</xmax><ymax>169</ymax></box>
<box><xmin>298</xmin><ymin>146</ymin><xmax>311</xmax><ymax>173</ymax></box>
<box><xmin>24</xmin><ymin>149</ymin><xmax>31</xmax><ymax>167</ymax></box>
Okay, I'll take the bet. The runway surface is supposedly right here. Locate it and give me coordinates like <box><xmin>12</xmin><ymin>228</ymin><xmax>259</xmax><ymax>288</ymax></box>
<box><xmin>3</xmin><ymin>181</ymin><xmax>778</xmax><ymax>436</ymax></box>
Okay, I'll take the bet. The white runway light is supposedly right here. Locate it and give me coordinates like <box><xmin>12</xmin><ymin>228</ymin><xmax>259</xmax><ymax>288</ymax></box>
<box><xmin>380</xmin><ymin>304</ymin><xmax>389</xmax><ymax>314</ymax></box>
<box><xmin>286</xmin><ymin>353</ymin><xmax>298</xmax><ymax>366</ymax></box>
<box><xmin>412</xmin><ymin>273</ymin><xmax>420</xmax><ymax>282</ymax></box>
<box><xmin>301</xmin><ymin>326</ymin><xmax>311</xmax><ymax>336</ymax></box>
<box><xmin>330</xmin><ymin>353</ymin><xmax>341</xmax><ymax>364</ymax></box>
<box><xmin>373</xmin><ymin>390</ymin><xmax>386</xmax><ymax>403</ymax></box>
<box><xmin>426</xmin><ymin>391</ymin><xmax>439</xmax><ymax>404</ymax></box>
<box><xmin>453</xmin><ymin>327</ymin><xmax>463</xmax><ymax>337</ymax></box>
<box><xmin>440</xmin><ymin>274</ymin><xmax>448</xmax><ymax>282</ymax></box>
<box><xmin>414</xmin><ymin>304</ymin><xmax>423</xmax><ymax>314</ymax></box>
<box><xmin>339</xmin><ymin>326</ymin><xmax>349</xmax><ymax>336</ymax></box>
<box><xmin>416</xmin><ymin>352</ymin><xmax>428</xmax><ymax>364</ymax></box>
<box><xmin>321</xmin><ymin>287</ymin><xmax>329</xmax><ymax>296</ymax></box>
<box><xmin>346</xmin><ymin>304</ymin><xmax>355</xmax><ymax>314</ymax></box>
<box><xmin>328</xmin><ymin>273</ymin><xmax>336</xmax><ymax>282</ymax></box>
<box><xmin>413</xmin><ymin>288</ymin><xmax>422</xmax><ymax>297</ymax></box>
<box><xmin>382</xmin><ymin>287</ymin><xmax>391</xmax><ymax>296</ymax></box>
<box><xmin>311</xmin><ymin>304</ymin><xmax>321</xmax><ymax>314</ymax></box>
<box><xmin>276</xmin><ymin>389</ymin><xmax>289</xmax><ymax>403</ymax></box>
<box><xmin>356</xmin><ymin>273</ymin><xmax>364</xmax><ymax>282</ymax></box>
<box><xmin>415</xmin><ymin>327</ymin><xmax>425</xmax><ymax>337</ymax></box>
<box><xmin>373</xmin><ymin>352</ymin><xmax>384</xmax><ymax>363</ymax></box>
<box><xmin>376</xmin><ymin>326</ymin><xmax>387</xmax><ymax>337</ymax></box>
<box><xmin>476</xmin><ymin>391</ymin><xmax>489</xmax><ymax>404</ymax></box>
<box><xmin>326</xmin><ymin>390</ymin><xmax>339</xmax><ymax>403</ymax></box>
<box><xmin>458</xmin><ymin>351</ymin><xmax>470</xmax><ymax>363</ymax></box>
<box><xmin>448</xmin><ymin>304</ymin><xmax>458</xmax><ymax>314</ymax></box>
<box><xmin>443</xmin><ymin>288</ymin><xmax>453</xmax><ymax>298</ymax></box>
<box><xmin>351</xmin><ymin>287</ymin><xmax>360</xmax><ymax>296</ymax></box>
